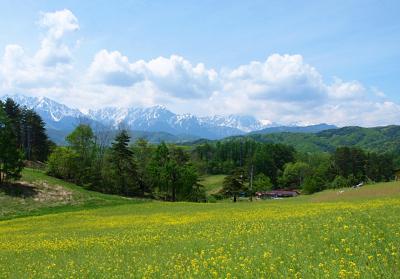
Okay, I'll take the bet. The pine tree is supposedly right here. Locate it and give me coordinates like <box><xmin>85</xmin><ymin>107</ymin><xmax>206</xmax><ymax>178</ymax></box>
<box><xmin>107</xmin><ymin>130</ymin><xmax>139</xmax><ymax>196</ymax></box>
<box><xmin>21</xmin><ymin>109</ymin><xmax>51</xmax><ymax>161</ymax></box>
<box><xmin>0</xmin><ymin>107</ymin><xmax>23</xmax><ymax>184</ymax></box>
<box><xmin>222</xmin><ymin>168</ymin><xmax>247</xmax><ymax>202</ymax></box>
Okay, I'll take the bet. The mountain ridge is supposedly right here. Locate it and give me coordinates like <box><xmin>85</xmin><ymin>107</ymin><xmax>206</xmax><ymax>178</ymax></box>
<box><xmin>1</xmin><ymin>94</ymin><xmax>337</xmax><ymax>143</ymax></box>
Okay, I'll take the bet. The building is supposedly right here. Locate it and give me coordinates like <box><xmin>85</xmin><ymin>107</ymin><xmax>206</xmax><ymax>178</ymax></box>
<box><xmin>256</xmin><ymin>190</ymin><xmax>300</xmax><ymax>199</ymax></box>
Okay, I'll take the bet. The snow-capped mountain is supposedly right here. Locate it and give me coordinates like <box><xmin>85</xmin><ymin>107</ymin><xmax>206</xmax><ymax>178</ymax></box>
<box><xmin>1</xmin><ymin>94</ymin><xmax>336</xmax><ymax>144</ymax></box>
<box><xmin>1</xmin><ymin>94</ymin><xmax>92</xmax><ymax>131</ymax></box>
<box><xmin>1</xmin><ymin>94</ymin><xmax>268</xmax><ymax>140</ymax></box>
<box><xmin>200</xmin><ymin>115</ymin><xmax>268</xmax><ymax>133</ymax></box>
<box><xmin>87</xmin><ymin>105</ymin><xmax>247</xmax><ymax>139</ymax></box>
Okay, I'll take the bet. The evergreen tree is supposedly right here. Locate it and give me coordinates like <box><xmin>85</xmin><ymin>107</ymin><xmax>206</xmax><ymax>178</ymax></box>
<box><xmin>1</xmin><ymin>98</ymin><xmax>51</xmax><ymax>162</ymax></box>
<box><xmin>21</xmin><ymin>109</ymin><xmax>51</xmax><ymax>161</ymax></box>
<box><xmin>3</xmin><ymin>98</ymin><xmax>22</xmax><ymax>147</ymax></box>
<box><xmin>0</xmin><ymin>107</ymin><xmax>23</xmax><ymax>184</ymax></box>
<box><xmin>106</xmin><ymin>130</ymin><xmax>139</xmax><ymax>196</ymax></box>
<box><xmin>131</xmin><ymin>138</ymin><xmax>153</xmax><ymax>195</ymax></box>
<box><xmin>222</xmin><ymin>168</ymin><xmax>247</xmax><ymax>202</ymax></box>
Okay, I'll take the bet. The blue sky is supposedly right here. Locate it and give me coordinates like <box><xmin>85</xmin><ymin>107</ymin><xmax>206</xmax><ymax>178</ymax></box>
<box><xmin>0</xmin><ymin>1</ymin><xmax>399</xmax><ymax>126</ymax></box>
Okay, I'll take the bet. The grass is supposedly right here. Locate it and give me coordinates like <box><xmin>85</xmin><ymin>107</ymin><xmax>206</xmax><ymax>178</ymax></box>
<box><xmin>199</xmin><ymin>174</ymin><xmax>227</xmax><ymax>194</ymax></box>
<box><xmin>307</xmin><ymin>181</ymin><xmax>400</xmax><ymax>203</ymax></box>
<box><xmin>0</xmin><ymin>168</ymin><xmax>146</xmax><ymax>221</ymax></box>
<box><xmin>0</xmin><ymin>170</ymin><xmax>399</xmax><ymax>278</ymax></box>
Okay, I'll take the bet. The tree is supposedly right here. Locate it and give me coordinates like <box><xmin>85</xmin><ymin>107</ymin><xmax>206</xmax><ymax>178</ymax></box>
<box><xmin>332</xmin><ymin>147</ymin><xmax>366</xmax><ymax>180</ymax></box>
<box><xmin>131</xmin><ymin>138</ymin><xmax>153</xmax><ymax>195</ymax></box>
<box><xmin>65</xmin><ymin>124</ymin><xmax>97</xmax><ymax>185</ymax></box>
<box><xmin>105</xmin><ymin>130</ymin><xmax>139</xmax><ymax>196</ymax></box>
<box><xmin>4</xmin><ymin>98</ymin><xmax>22</xmax><ymax>147</ymax></box>
<box><xmin>278</xmin><ymin>162</ymin><xmax>312</xmax><ymax>189</ymax></box>
<box><xmin>302</xmin><ymin>174</ymin><xmax>326</xmax><ymax>194</ymax></box>
<box><xmin>330</xmin><ymin>175</ymin><xmax>350</xmax><ymax>189</ymax></box>
<box><xmin>0</xmin><ymin>107</ymin><xmax>23</xmax><ymax>184</ymax></box>
<box><xmin>148</xmin><ymin>143</ymin><xmax>203</xmax><ymax>201</ymax></box>
<box><xmin>46</xmin><ymin>147</ymin><xmax>79</xmax><ymax>180</ymax></box>
<box><xmin>21</xmin><ymin>109</ymin><xmax>51</xmax><ymax>161</ymax></box>
<box><xmin>222</xmin><ymin>168</ymin><xmax>247</xmax><ymax>202</ymax></box>
<box><xmin>252</xmin><ymin>173</ymin><xmax>273</xmax><ymax>192</ymax></box>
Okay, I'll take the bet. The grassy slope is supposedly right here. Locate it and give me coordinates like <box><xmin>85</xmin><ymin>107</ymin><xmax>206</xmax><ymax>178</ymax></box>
<box><xmin>0</xmin><ymin>180</ymin><xmax>399</xmax><ymax>277</ymax></box>
<box><xmin>0</xmin><ymin>168</ymin><xmax>146</xmax><ymax>220</ymax></box>
<box><xmin>198</xmin><ymin>174</ymin><xmax>226</xmax><ymax>194</ymax></box>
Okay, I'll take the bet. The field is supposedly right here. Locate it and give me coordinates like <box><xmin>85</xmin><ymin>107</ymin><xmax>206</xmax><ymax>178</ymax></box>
<box><xmin>0</xmin><ymin>171</ymin><xmax>400</xmax><ymax>278</ymax></box>
<box><xmin>199</xmin><ymin>174</ymin><xmax>226</xmax><ymax>195</ymax></box>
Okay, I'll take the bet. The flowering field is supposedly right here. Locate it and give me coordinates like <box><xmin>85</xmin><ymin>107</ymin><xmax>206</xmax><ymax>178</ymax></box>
<box><xmin>0</xmin><ymin>183</ymin><xmax>399</xmax><ymax>278</ymax></box>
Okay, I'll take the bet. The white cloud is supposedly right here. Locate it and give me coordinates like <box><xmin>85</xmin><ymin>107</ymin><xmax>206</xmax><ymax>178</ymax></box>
<box><xmin>87</xmin><ymin>50</ymin><xmax>218</xmax><ymax>99</ymax></box>
<box><xmin>87</xmin><ymin>50</ymin><xmax>146</xmax><ymax>87</ymax></box>
<box><xmin>1</xmin><ymin>10</ymin><xmax>399</xmax><ymax>127</ymax></box>
<box><xmin>35</xmin><ymin>9</ymin><xmax>79</xmax><ymax>66</ymax></box>
<box><xmin>223</xmin><ymin>54</ymin><xmax>325</xmax><ymax>102</ymax></box>
<box><xmin>0</xmin><ymin>9</ymin><xmax>78</xmax><ymax>92</ymax></box>
<box><xmin>38</xmin><ymin>9</ymin><xmax>79</xmax><ymax>40</ymax></box>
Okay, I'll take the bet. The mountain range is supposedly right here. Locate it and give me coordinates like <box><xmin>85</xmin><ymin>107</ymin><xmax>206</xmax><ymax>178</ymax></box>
<box><xmin>1</xmin><ymin>94</ymin><xmax>337</xmax><ymax>144</ymax></box>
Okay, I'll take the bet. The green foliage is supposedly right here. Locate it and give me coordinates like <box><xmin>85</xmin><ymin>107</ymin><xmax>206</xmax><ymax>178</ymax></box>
<box><xmin>302</xmin><ymin>174</ymin><xmax>326</xmax><ymax>194</ymax></box>
<box><xmin>46</xmin><ymin>147</ymin><xmax>79</xmax><ymax>180</ymax></box>
<box><xmin>278</xmin><ymin>162</ymin><xmax>312</xmax><ymax>189</ymax></box>
<box><xmin>0</xmin><ymin>107</ymin><xmax>24</xmax><ymax>184</ymax></box>
<box><xmin>245</xmin><ymin>125</ymin><xmax>400</xmax><ymax>161</ymax></box>
<box><xmin>194</xmin><ymin>139</ymin><xmax>295</xmax><ymax>184</ymax></box>
<box><xmin>330</xmin><ymin>175</ymin><xmax>350</xmax><ymax>189</ymax></box>
<box><xmin>252</xmin><ymin>173</ymin><xmax>273</xmax><ymax>192</ymax></box>
<box><xmin>222</xmin><ymin>168</ymin><xmax>247</xmax><ymax>202</ymax></box>
<box><xmin>148</xmin><ymin>142</ymin><xmax>203</xmax><ymax>201</ymax></box>
<box><xmin>103</xmin><ymin>130</ymin><xmax>139</xmax><ymax>196</ymax></box>
<box><xmin>2</xmin><ymin>98</ymin><xmax>51</xmax><ymax>161</ymax></box>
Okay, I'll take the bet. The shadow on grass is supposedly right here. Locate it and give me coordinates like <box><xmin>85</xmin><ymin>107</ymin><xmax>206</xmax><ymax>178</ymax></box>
<box><xmin>0</xmin><ymin>182</ymin><xmax>38</xmax><ymax>198</ymax></box>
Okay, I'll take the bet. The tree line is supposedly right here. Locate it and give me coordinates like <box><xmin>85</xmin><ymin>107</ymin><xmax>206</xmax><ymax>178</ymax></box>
<box><xmin>193</xmin><ymin>139</ymin><xmax>395</xmax><ymax>200</ymax></box>
<box><xmin>0</xmin><ymin>98</ymin><xmax>51</xmax><ymax>184</ymax></box>
<box><xmin>47</xmin><ymin>125</ymin><xmax>205</xmax><ymax>201</ymax></box>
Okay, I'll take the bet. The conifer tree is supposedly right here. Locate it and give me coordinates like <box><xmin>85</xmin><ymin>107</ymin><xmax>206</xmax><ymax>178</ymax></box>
<box><xmin>106</xmin><ymin>130</ymin><xmax>139</xmax><ymax>196</ymax></box>
<box><xmin>0</xmin><ymin>107</ymin><xmax>23</xmax><ymax>184</ymax></box>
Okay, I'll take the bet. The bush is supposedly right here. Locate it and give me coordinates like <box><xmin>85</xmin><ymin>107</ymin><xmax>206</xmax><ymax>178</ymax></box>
<box><xmin>303</xmin><ymin>175</ymin><xmax>326</xmax><ymax>194</ymax></box>
<box><xmin>330</xmin><ymin>175</ymin><xmax>350</xmax><ymax>189</ymax></box>
<box><xmin>207</xmin><ymin>195</ymin><xmax>217</xmax><ymax>203</ymax></box>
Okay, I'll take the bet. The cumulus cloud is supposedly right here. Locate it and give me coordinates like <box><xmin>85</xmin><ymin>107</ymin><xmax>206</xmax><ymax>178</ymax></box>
<box><xmin>87</xmin><ymin>50</ymin><xmax>218</xmax><ymax>99</ymax></box>
<box><xmin>1</xmin><ymin>10</ymin><xmax>399</xmax><ymax>127</ymax></box>
<box><xmin>38</xmin><ymin>9</ymin><xmax>79</xmax><ymax>40</ymax></box>
<box><xmin>87</xmin><ymin>50</ymin><xmax>145</xmax><ymax>87</ymax></box>
<box><xmin>223</xmin><ymin>54</ymin><xmax>325</xmax><ymax>102</ymax></box>
<box><xmin>0</xmin><ymin>9</ymin><xmax>78</xmax><ymax>92</ymax></box>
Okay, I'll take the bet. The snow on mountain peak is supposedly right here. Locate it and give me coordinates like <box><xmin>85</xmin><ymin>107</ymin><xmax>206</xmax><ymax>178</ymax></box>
<box><xmin>1</xmin><ymin>94</ymin><xmax>272</xmax><ymax>138</ymax></box>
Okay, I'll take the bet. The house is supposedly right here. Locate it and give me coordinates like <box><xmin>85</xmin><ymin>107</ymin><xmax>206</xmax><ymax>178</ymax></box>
<box><xmin>395</xmin><ymin>169</ymin><xmax>400</xmax><ymax>181</ymax></box>
<box><xmin>256</xmin><ymin>190</ymin><xmax>299</xmax><ymax>199</ymax></box>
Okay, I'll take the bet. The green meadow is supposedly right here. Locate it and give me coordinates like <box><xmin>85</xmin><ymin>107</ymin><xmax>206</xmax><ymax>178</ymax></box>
<box><xmin>0</xmin><ymin>169</ymin><xmax>399</xmax><ymax>278</ymax></box>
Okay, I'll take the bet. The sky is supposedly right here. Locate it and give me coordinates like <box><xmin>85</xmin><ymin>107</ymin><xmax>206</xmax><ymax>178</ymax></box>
<box><xmin>0</xmin><ymin>0</ymin><xmax>399</xmax><ymax>126</ymax></box>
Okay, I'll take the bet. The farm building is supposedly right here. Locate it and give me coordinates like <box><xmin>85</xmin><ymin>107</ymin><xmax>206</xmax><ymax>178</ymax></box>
<box><xmin>256</xmin><ymin>190</ymin><xmax>300</xmax><ymax>199</ymax></box>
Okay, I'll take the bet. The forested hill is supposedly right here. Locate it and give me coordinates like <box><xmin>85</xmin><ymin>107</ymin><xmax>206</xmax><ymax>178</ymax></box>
<box><xmin>226</xmin><ymin>125</ymin><xmax>400</xmax><ymax>155</ymax></box>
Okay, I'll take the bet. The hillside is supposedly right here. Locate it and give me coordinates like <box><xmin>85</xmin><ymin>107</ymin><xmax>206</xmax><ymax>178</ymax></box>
<box><xmin>250</xmin><ymin>123</ymin><xmax>337</xmax><ymax>134</ymax></box>
<box><xmin>245</xmin><ymin>125</ymin><xmax>400</xmax><ymax>156</ymax></box>
<box><xmin>0</xmin><ymin>181</ymin><xmax>399</xmax><ymax>277</ymax></box>
<box><xmin>0</xmin><ymin>169</ymin><xmax>145</xmax><ymax>220</ymax></box>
